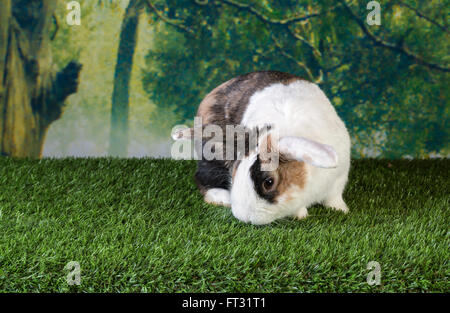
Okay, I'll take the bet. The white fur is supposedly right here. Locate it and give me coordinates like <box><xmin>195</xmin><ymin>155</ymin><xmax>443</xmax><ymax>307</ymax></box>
<box><xmin>205</xmin><ymin>188</ymin><xmax>231</xmax><ymax>207</ymax></box>
<box><xmin>230</xmin><ymin>80</ymin><xmax>351</xmax><ymax>224</ymax></box>
<box><xmin>295</xmin><ymin>207</ymin><xmax>308</xmax><ymax>220</ymax></box>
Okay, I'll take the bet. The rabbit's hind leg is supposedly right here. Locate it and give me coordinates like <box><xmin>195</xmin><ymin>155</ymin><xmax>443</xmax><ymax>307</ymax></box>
<box><xmin>324</xmin><ymin>175</ymin><xmax>349</xmax><ymax>213</ymax></box>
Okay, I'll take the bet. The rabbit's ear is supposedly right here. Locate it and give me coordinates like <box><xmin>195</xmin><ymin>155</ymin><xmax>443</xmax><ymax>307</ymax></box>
<box><xmin>278</xmin><ymin>136</ymin><xmax>338</xmax><ymax>168</ymax></box>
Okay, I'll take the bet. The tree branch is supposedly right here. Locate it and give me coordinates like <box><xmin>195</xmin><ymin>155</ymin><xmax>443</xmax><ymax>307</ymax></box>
<box><xmin>145</xmin><ymin>0</ymin><xmax>194</xmax><ymax>35</ymax></box>
<box><xmin>53</xmin><ymin>61</ymin><xmax>82</xmax><ymax>104</ymax></box>
<box><xmin>214</xmin><ymin>0</ymin><xmax>328</xmax><ymax>73</ymax></box>
<box><xmin>271</xmin><ymin>34</ymin><xmax>323</xmax><ymax>84</ymax></box>
<box><xmin>34</xmin><ymin>61</ymin><xmax>82</xmax><ymax>124</ymax></box>
<box><xmin>50</xmin><ymin>13</ymin><xmax>59</xmax><ymax>41</ymax></box>
<box><xmin>398</xmin><ymin>1</ymin><xmax>449</xmax><ymax>34</ymax></box>
<box><xmin>285</xmin><ymin>25</ymin><xmax>322</xmax><ymax>58</ymax></box>
<box><xmin>219</xmin><ymin>0</ymin><xmax>320</xmax><ymax>26</ymax></box>
<box><xmin>215</xmin><ymin>0</ymin><xmax>346</xmax><ymax>73</ymax></box>
<box><xmin>339</xmin><ymin>0</ymin><xmax>449</xmax><ymax>72</ymax></box>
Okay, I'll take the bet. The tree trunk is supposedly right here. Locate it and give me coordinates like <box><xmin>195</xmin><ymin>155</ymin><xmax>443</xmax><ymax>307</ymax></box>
<box><xmin>108</xmin><ymin>0</ymin><xmax>143</xmax><ymax>157</ymax></box>
<box><xmin>0</xmin><ymin>0</ymin><xmax>82</xmax><ymax>157</ymax></box>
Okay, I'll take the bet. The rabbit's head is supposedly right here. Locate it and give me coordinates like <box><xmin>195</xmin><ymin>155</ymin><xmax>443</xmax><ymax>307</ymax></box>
<box><xmin>230</xmin><ymin>133</ymin><xmax>338</xmax><ymax>225</ymax></box>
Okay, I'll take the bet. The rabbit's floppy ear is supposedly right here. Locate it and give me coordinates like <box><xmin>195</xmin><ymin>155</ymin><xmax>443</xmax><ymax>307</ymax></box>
<box><xmin>278</xmin><ymin>136</ymin><xmax>338</xmax><ymax>168</ymax></box>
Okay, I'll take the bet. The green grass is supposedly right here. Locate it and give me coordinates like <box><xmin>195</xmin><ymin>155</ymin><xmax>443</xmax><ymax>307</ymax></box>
<box><xmin>0</xmin><ymin>158</ymin><xmax>448</xmax><ymax>292</ymax></box>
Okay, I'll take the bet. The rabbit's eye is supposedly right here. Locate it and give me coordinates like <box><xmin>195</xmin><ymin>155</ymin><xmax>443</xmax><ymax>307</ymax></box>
<box><xmin>262</xmin><ymin>177</ymin><xmax>275</xmax><ymax>191</ymax></box>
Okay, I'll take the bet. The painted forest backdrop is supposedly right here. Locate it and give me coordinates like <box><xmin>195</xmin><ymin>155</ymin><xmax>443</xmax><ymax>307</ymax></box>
<box><xmin>0</xmin><ymin>0</ymin><xmax>448</xmax><ymax>158</ymax></box>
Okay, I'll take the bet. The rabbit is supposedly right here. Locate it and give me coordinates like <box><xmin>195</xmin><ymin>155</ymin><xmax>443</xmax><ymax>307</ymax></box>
<box><xmin>172</xmin><ymin>71</ymin><xmax>351</xmax><ymax>225</ymax></box>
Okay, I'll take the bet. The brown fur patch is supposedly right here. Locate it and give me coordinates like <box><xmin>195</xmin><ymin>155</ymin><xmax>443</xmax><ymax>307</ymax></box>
<box><xmin>257</xmin><ymin>137</ymin><xmax>307</xmax><ymax>203</ymax></box>
<box><xmin>197</xmin><ymin>78</ymin><xmax>237</xmax><ymax>124</ymax></box>
<box><xmin>276</xmin><ymin>159</ymin><xmax>307</xmax><ymax>198</ymax></box>
<box><xmin>258</xmin><ymin>135</ymin><xmax>306</xmax><ymax>192</ymax></box>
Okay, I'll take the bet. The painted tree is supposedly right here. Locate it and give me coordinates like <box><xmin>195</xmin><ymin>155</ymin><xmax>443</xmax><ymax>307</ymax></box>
<box><xmin>108</xmin><ymin>0</ymin><xmax>195</xmax><ymax>156</ymax></box>
<box><xmin>0</xmin><ymin>0</ymin><xmax>81</xmax><ymax>157</ymax></box>
<box><xmin>108</xmin><ymin>0</ymin><xmax>144</xmax><ymax>157</ymax></box>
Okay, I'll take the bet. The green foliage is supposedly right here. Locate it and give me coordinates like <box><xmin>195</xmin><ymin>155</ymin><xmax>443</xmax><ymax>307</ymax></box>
<box><xmin>0</xmin><ymin>157</ymin><xmax>448</xmax><ymax>292</ymax></box>
<box><xmin>142</xmin><ymin>0</ymin><xmax>450</xmax><ymax>158</ymax></box>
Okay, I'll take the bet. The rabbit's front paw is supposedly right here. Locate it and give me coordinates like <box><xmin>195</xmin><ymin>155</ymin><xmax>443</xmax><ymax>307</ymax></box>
<box><xmin>294</xmin><ymin>207</ymin><xmax>308</xmax><ymax>220</ymax></box>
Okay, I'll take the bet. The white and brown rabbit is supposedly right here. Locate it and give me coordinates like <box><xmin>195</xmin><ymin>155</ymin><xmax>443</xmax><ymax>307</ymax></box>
<box><xmin>173</xmin><ymin>71</ymin><xmax>351</xmax><ymax>225</ymax></box>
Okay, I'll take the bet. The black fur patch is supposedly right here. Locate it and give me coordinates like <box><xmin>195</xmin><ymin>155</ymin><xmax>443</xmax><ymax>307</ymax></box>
<box><xmin>249</xmin><ymin>155</ymin><xmax>278</xmax><ymax>203</ymax></box>
<box><xmin>195</xmin><ymin>159</ymin><xmax>231</xmax><ymax>192</ymax></box>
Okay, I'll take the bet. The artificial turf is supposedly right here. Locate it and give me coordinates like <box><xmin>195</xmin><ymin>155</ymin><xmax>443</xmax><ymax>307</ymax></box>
<box><xmin>0</xmin><ymin>157</ymin><xmax>448</xmax><ymax>292</ymax></box>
